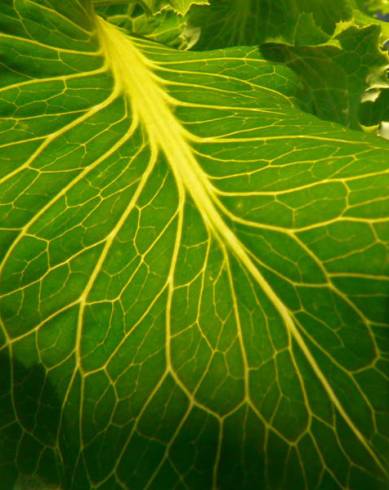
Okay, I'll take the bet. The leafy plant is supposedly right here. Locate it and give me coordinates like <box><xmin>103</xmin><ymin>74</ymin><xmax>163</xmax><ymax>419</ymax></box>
<box><xmin>0</xmin><ymin>1</ymin><xmax>388</xmax><ymax>489</ymax></box>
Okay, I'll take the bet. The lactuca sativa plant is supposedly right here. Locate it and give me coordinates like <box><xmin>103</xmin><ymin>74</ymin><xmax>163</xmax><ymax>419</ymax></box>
<box><xmin>0</xmin><ymin>1</ymin><xmax>388</xmax><ymax>489</ymax></box>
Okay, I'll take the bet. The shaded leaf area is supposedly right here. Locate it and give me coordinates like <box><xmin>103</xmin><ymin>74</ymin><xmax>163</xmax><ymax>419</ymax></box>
<box><xmin>0</xmin><ymin>1</ymin><xmax>389</xmax><ymax>489</ymax></box>
<box><xmin>0</xmin><ymin>348</ymin><xmax>64</xmax><ymax>489</ymax></box>
<box><xmin>93</xmin><ymin>0</ymin><xmax>208</xmax><ymax>15</ymax></box>
<box><xmin>354</xmin><ymin>0</ymin><xmax>389</xmax><ymax>15</ymax></box>
<box><xmin>189</xmin><ymin>0</ymin><xmax>352</xmax><ymax>48</ymax></box>
<box><xmin>139</xmin><ymin>0</ymin><xmax>209</xmax><ymax>15</ymax></box>
<box><xmin>261</xmin><ymin>24</ymin><xmax>388</xmax><ymax>129</ymax></box>
<box><xmin>189</xmin><ymin>0</ymin><xmax>389</xmax><ymax>131</ymax></box>
<box><xmin>361</xmin><ymin>89</ymin><xmax>389</xmax><ymax>125</ymax></box>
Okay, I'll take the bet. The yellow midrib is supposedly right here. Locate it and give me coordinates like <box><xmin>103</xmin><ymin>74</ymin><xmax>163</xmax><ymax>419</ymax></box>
<box><xmin>95</xmin><ymin>17</ymin><xmax>385</xmax><ymax>474</ymax></box>
<box><xmin>96</xmin><ymin>18</ymin><xmax>229</xmax><ymax>237</ymax></box>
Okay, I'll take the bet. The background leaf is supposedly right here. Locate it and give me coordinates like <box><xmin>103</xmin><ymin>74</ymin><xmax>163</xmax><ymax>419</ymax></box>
<box><xmin>137</xmin><ymin>0</ymin><xmax>209</xmax><ymax>15</ymax></box>
<box><xmin>189</xmin><ymin>0</ymin><xmax>389</xmax><ymax>132</ymax></box>
<box><xmin>95</xmin><ymin>6</ymin><xmax>200</xmax><ymax>49</ymax></box>
<box><xmin>262</xmin><ymin>24</ymin><xmax>388</xmax><ymax>129</ymax></box>
<box><xmin>93</xmin><ymin>0</ymin><xmax>208</xmax><ymax>15</ymax></box>
<box><xmin>354</xmin><ymin>0</ymin><xmax>389</xmax><ymax>15</ymax></box>
<box><xmin>189</xmin><ymin>0</ymin><xmax>353</xmax><ymax>48</ymax></box>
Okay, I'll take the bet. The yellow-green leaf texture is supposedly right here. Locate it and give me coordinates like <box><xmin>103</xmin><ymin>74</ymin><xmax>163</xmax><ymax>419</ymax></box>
<box><xmin>0</xmin><ymin>1</ymin><xmax>388</xmax><ymax>489</ymax></box>
<box><xmin>140</xmin><ymin>0</ymin><xmax>209</xmax><ymax>15</ymax></box>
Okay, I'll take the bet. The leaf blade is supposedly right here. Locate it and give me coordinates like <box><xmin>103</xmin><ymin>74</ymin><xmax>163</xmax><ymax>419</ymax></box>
<box><xmin>1</xmin><ymin>4</ymin><xmax>389</xmax><ymax>489</ymax></box>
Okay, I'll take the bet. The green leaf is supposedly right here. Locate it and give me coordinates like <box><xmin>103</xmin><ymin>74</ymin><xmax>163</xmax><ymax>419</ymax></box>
<box><xmin>93</xmin><ymin>0</ymin><xmax>209</xmax><ymax>16</ymax></box>
<box><xmin>96</xmin><ymin>7</ymin><xmax>200</xmax><ymax>49</ymax></box>
<box><xmin>188</xmin><ymin>1</ymin><xmax>389</xmax><ymax>130</ymax></box>
<box><xmin>354</xmin><ymin>0</ymin><xmax>389</xmax><ymax>15</ymax></box>
<box><xmin>190</xmin><ymin>0</ymin><xmax>353</xmax><ymax>48</ymax></box>
<box><xmin>188</xmin><ymin>0</ymin><xmax>389</xmax><ymax>50</ymax></box>
<box><xmin>360</xmin><ymin>88</ymin><xmax>389</xmax><ymax>139</ymax></box>
<box><xmin>140</xmin><ymin>0</ymin><xmax>209</xmax><ymax>15</ymax></box>
<box><xmin>361</xmin><ymin>89</ymin><xmax>389</xmax><ymax>124</ymax></box>
<box><xmin>351</xmin><ymin>6</ymin><xmax>389</xmax><ymax>41</ymax></box>
<box><xmin>93</xmin><ymin>0</ymin><xmax>203</xmax><ymax>48</ymax></box>
<box><xmin>1</xmin><ymin>2</ymin><xmax>389</xmax><ymax>489</ymax></box>
<box><xmin>262</xmin><ymin>24</ymin><xmax>389</xmax><ymax>129</ymax></box>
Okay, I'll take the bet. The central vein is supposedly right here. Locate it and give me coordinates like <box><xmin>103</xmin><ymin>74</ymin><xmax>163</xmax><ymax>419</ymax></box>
<box><xmin>95</xmin><ymin>17</ymin><xmax>384</xmax><ymax>472</ymax></box>
<box><xmin>96</xmin><ymin>17</ymin><xmax>261</xmax><ymax>267</ymax></box>
<box><xmin>96</xmin><ymin>17</ymin><xmax>224</xmax><ymax>236</ymax></box>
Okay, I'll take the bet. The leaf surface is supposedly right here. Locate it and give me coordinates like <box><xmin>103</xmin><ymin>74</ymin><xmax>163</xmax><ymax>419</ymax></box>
<box><xmin>0</xmin><ymin>2</ymin><xmax>389</xmax><ymax>489</ymax></box>
<box><xmin>139</xmin><ymin>0</ymin><xmax>208</xmax><ymax>15</ymax></box>
<box><xmin>354</xmin><ymin>0</ymin><xmax>389</xmax><ymax>15</ymax></box>
<box><xmin>190</xmin><ymin>0</ymin><xmax>353</xmax><ymax>48</ymax></box>
<box><xmin>96</xmin><ymin>6</ymin><xmax>200</xmax><ymax>49</ymax></box>
<box><xmin>189</xmin><ymin>0</ymin><xmax>389</xmax><ymax>131</ymax></box>
<box><xmin>262</xmin><ymin>24</ymin><xmax>389</xmax><ymax>129</ymax></box>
